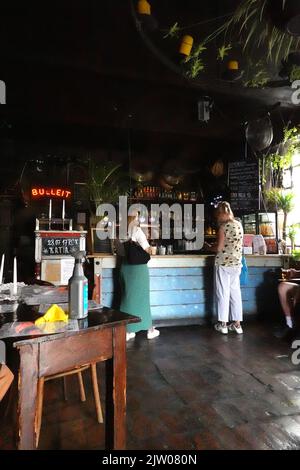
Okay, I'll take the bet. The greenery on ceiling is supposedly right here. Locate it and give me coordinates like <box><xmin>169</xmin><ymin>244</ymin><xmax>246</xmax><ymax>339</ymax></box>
<box><xmin>289</xmin><ymin>64</ymin><xmax>300</xmax><ymax>81</ymax></box>
<box><xmin>243</xmin><ymin>60</ymin><xmax>270</xmax><ymax>88</ymax></box>
<box><xmin>162</xmin><ymin>0</ymin><xmax>300</xmax><ymax>85</ymax></box>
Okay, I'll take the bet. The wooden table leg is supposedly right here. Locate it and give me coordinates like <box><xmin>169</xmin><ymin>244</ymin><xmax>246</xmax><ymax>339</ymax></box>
<box><xmin>17</xmin><ymin>343</ymin><xmax>39</xmax><ymax>450</ymax></box>
<box><xmin>105</xmin><ymin>325</ymin><xmax>126</xmax><ymax>450</ymax></box>
<box><xmin>93</xmin><ymin>274</ymin><xmax>101</xmax><ymax>304</ymax></box>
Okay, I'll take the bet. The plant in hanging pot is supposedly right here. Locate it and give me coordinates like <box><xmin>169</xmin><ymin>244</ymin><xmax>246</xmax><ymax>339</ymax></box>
<box><xmin>160</xmin><ymin>0</ymin><xmax>300</xmax><ymax>83</ymax></box>
<box><xmin>264</xmin><ymin>124</ymin><xmax>299</xmax><ymax>187</ymax></box>
<box><xmin>229</xmin><ymin>0</ymin><xmax>300</xmax><ymax>64</ymax></box>
<box><xmin>271</xmin><ymin>0</ymin><xmax>300</xmax><ymax>36</ymax></box>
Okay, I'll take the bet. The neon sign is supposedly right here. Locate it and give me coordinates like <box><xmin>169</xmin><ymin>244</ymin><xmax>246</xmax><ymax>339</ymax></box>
<box><xmin>31</xmin><ymin>187</ymin><xmax>72</xmax><ymax>198</ymax></box>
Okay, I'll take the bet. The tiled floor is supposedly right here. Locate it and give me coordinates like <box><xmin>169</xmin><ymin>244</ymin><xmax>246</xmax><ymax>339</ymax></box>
<box><xmin>1</xmin><ymin>322</ymin><xmax>300</xmax><ymax>450</ymax></box>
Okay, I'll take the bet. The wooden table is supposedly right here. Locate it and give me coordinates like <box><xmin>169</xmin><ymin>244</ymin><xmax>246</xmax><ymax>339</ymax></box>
<box><xmin>0</xmin><ymin>305</ymin><xmax>139</xmax><ymax>450</ymax></box>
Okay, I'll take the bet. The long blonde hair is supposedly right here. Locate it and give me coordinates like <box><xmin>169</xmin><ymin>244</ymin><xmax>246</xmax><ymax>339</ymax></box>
<box><xmin>215</xmin><ymin>201</ymin><xmax>234</xmax><ymax>220</ymax></box>
<box><xmin>127</xmin><ymin>213</ymin><xmax>139</xmax><ymax>237</ymax></box>
<box><xmin>127</xmin><ymin>214</ymin><xmax>138</xmax><ymax>226</ymax></box>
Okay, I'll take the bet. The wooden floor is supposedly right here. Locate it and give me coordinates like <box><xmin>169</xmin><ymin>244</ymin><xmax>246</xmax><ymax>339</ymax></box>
<box><xmin>1</xmin><ymin>322</ymin><xmax>300</xmax><ymax>450</ymax></box>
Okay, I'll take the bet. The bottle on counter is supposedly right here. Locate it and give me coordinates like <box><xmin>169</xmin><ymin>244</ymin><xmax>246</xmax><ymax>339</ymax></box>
<box><xmin>68</xmin><ymin>250</ymin><xmax>88</xmax><ymax>319</ymax></box>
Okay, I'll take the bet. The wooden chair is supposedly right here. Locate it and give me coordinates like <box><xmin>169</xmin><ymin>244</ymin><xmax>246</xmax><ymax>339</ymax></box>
<box><xmin>35</xmin><ymin>362</ymin><xmax>103</xmax><ymax>447</ymax></box>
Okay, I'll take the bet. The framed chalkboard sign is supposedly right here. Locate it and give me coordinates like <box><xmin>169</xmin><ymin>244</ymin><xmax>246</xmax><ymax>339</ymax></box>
<box><xmin>42</xmin><ymin>236</ymin><xmax>80</xmax><ymax>256</ymax></box>
<box><xmin>228</xmin><ymin>160</ymin><xmax>259</xmax><ymax>212</ymax></box>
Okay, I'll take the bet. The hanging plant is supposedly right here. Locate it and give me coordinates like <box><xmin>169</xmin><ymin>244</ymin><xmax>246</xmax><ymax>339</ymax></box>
<box><xmin>289</xmin><ymin>64</ymin><xmax>300</xmax><ymax>81</ymax></box>
<box><xmin>262</xmin><ymin>124</ymin><xmax>299</xmax><ymax>188</ymax></box>
<box><xmin>217</xmin><ymin>44</ymin><xmax>232</xmax><ymax>61</ymax></box>
<box><xmin>244</xmin><ymin>68</ymin><xmax>270</xmax><ymax>88</ymax></box>
<box><xmin>163</xmin><ymin>22</ymin><xmax>180</xmax><ymax>39</ymax></box>
<box><xmin>222</xmin><ymin>0</ymin><xmax>300</xmax><ymax>65</ymax></box>
<box><xmin>265</xmin><ymin>124</ymin><xmax>299</xmax><ymax>169</ymax></box>
<box><xmin>183</xmin><ymin>43</ymin><xmax>207</xmax><ymax>78</ymax></box>
<box><xmin>161</xmin><ymin>0</ymin><xmax>300</xmax><ymax>82</ymax></box>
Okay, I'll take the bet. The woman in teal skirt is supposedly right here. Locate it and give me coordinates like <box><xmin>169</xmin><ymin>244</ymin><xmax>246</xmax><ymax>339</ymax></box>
<box><xmin>120</xmin><ymin>214</ymin><xmax>160</xmax><ymax>341</ymax></box>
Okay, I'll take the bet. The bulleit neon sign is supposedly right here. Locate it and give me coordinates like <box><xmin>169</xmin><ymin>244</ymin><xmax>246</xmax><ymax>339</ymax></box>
<box><xmin>31</xmin><ymin>187</ymin><xmax>72</xmax><ymax>198</ymax></box>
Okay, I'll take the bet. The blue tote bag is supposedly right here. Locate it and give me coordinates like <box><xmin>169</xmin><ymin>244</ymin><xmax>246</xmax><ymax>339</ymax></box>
<box><xmin>240</xmin><ymin>255</ymin><xmax>248</xmax><ymax>286</ymax></box>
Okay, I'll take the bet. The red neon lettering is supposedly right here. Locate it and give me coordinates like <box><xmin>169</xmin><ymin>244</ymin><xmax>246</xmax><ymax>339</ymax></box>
<box><xmin>31</xmin><ymin>187</ymin><xmax>71</xmax><ymax>198</ymax></box>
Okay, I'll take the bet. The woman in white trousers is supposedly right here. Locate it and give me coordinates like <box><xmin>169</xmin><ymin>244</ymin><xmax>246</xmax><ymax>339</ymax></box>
<box><xmin>206</xmin><ymin>201</ymin><xmax>244</xmax><ymax>334</ymax></box>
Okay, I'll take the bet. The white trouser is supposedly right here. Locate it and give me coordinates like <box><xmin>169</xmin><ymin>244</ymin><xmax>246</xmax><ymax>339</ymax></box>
<box><xmin>215</xmin><ymin>265</ymin><xmax>243</xmax><ymax>323</ymax></box>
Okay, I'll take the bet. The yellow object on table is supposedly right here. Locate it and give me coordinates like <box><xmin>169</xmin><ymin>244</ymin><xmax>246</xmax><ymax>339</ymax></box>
<box><xmin>35</xmin><ymin>304</ymin><xmax>68</xmax><ymax>325</ymax></box>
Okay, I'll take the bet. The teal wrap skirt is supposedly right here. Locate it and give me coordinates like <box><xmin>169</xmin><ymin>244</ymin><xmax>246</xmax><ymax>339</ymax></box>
<box><xmin>119</xmin><ymin>263</ymin><xmax>152</xmax><ymax>333</ymax></box>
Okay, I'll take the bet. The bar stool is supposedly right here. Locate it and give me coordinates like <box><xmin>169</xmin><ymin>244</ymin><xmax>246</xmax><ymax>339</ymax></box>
<box><xmin>35</xmin><ymin>362</ymin><xmax>103</xmax><ymax>447</ymax></box>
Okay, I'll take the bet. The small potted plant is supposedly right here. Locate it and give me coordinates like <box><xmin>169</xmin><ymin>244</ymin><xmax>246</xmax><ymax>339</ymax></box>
<box><xmin>87</xmin><ymin>160</ymin><xmax>129</xmax><ymax>216</ymax></box>
<box><xmin>265</xmin><ymin>189</ymin><xmax>295</xmax><ymax>240</ymax></box>
<box><xmin>287</xmin><ymin>223</ymin><xmax>300</xmax><ymax>251</ymax></box>
<box><xmin>87</xmin><ymin>160</ymin><xmax>129</xmax><ymax>252</ymax></box>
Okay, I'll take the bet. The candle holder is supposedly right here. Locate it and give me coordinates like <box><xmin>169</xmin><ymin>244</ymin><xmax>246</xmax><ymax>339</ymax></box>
<box><xmin>9</xmin><ymin>285</ymin><xmax>20</xmax><ymax>301</ymax></box>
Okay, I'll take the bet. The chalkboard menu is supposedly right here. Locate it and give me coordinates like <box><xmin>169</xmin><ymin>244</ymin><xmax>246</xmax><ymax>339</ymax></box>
<box><xmin>228</xmin><ymin>160</ymin><xmax>259</xmax><ymax>211</ymax></box>
<box><xmin>42</xmin><ymin>237</ymin><xmax>80</xmax><ymax>256</ymax></box>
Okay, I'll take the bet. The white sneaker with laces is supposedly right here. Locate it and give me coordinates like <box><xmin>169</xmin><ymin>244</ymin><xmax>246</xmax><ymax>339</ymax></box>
<box><xmin>126</xmin><ymin>332</ymin><xmax>136</xmax><ymax>341</ymax></box>
<box><xmin>147</xmin><ymin>328</ymin><xmax>160</xmax><ymax>340</ymax></box>
<box><xmin>229</xmin><ymin>323</ymin><xmax>243</xmax><ymax>334</ymax></box>
<box><xmin>214</xmin><ymin>323</ymin><xmax>228</xmax><ymax>334</ymax></box>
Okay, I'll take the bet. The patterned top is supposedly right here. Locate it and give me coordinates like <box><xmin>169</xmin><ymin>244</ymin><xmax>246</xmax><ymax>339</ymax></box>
<box><xmin>215</xmin><ymin>219</ymin><xmax>243</xmax><ymax>267</ymax></box>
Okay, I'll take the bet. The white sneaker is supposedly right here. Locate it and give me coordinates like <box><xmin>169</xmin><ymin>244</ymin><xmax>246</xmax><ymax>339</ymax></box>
<box><xmin>147</xmin><ymin>328</ymin><xmax>160</xmax><ymax>340</ymax></box>
<box><xmin>126</xmin><ymin>332</ymin><xmax>136</xmax><ymax>341</ymax></box>
<box><xmin>214</xmin><ymin>323</ymin><xmax>228</xmax><ymax>334</ymax></box>
<box><xmin>228</xmin><ymin>323</ymin><xmax>243</xmax><ymax>334</ymax></box>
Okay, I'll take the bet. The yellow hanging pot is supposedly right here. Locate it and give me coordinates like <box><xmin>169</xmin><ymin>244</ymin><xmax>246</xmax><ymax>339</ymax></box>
<box><xmin>137</xmin><ymin>0</ymin><xmax>151</xmax><ymax>15</ymax></box>
<box><xmin>179</xmin><ymin>35</ymin><xmax>193</xmax><ymax>57</ymax></box>
<box><xmin>228</xmin><ymin>60</ymin><xmax>239</xmax><ymax>70</ymax></box>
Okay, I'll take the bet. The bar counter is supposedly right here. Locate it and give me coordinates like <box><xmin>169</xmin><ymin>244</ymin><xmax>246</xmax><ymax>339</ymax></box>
<box><xmin>89</xmin><ymin>254</ymin><xmax>290</xmax><ymax>326</ymax></box>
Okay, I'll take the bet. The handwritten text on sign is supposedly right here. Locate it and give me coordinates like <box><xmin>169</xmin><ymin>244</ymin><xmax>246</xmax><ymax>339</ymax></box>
<box><xmin>228</xmin><ymin>160</ymin><xmax>259</xmax><ymax>211</ymax></box>
<box><xmin>42</xmin><ymin>237</ymin><xmax>79</xmax><ymax>255</ymax></box>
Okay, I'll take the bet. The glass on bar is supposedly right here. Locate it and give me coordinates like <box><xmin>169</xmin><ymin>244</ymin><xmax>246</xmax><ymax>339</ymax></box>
<box><xmin>281</xmin><ymin>269</ymin><xmax>289</xmax><ymax>281</ymax></box>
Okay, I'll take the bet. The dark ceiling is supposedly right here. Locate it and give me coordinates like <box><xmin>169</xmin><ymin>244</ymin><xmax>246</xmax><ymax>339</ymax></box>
<box><xmin>0</xmin><ymin>0</ymin><xmax>300</xmax><ymax>145</ymax></box>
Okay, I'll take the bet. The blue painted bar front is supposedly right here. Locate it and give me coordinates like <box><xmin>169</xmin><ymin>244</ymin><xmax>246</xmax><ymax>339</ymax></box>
<box><xmin>91</xmin><ymin>255</ymin><xmax>287</xmax><ymax>326</ymax></box>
